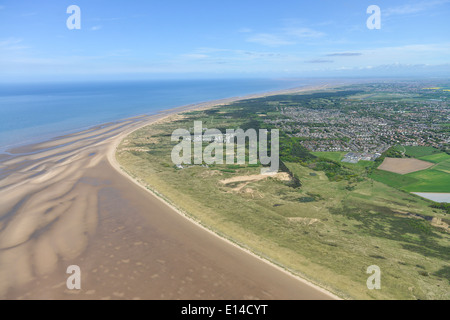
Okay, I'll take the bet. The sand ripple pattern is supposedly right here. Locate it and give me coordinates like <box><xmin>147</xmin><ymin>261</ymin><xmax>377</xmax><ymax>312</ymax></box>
<box><xmin>0</xmin><ymin>118</ymin><xmax>148</xmax><ymax>297</ymax></box>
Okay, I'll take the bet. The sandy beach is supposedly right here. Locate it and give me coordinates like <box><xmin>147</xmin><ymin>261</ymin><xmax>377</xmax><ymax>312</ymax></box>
<box><xmin>0</xmin><ymin>84</ymin><xmax>339</xmax><ymax>300</ymax></box>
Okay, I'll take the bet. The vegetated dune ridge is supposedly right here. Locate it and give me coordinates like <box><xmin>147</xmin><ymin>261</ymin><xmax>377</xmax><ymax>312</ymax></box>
<box><xmin>0</xmin><ymin>84</ymin><xmax>339</xmax><ymax>299</ymax></box>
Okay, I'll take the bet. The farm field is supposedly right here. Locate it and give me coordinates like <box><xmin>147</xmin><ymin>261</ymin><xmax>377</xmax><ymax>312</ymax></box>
<box><xmin>370</xmin><ymin>146</ymin><xmax>450</xmax><ymax>194</ymax></box>
<box><xmin>418</xmin><ymin>153</ymin><xmax>450</xmax><ymax>164</ymax></box>
<box><xmin>395</xmin><ymin>146</ymin><xmax>442</xmax><ymax>158</ymax></box>
<box><xmin>377</xmin><ymin>158</ymin><xmax>434</xmax><ymax>175</ymax></box>
<box><xmin>311</xmin><ymin>149</ymin><xmax>450</xmax><ymax>193</ymax></box>
<box><xmin>403</xmin><ymin>168</ymin><xmax>450</xmax><ymax>193</ymax></box>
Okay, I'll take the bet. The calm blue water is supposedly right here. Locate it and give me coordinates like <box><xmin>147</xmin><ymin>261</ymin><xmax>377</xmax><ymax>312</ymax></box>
<box><xmin>0</xmin><ymin>79</ymin><xmax>306</xmax><ymax>151</ymax></box>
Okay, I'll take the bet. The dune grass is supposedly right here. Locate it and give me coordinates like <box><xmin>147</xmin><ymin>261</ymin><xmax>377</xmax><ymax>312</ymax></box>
<box><xmin>117</xmin><ymin>112</ymin><xmax>450</xmax><ymax>300</ymax></box>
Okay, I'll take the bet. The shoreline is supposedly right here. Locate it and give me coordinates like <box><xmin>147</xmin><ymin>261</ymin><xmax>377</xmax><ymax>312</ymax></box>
<box><xmin>0</xmin><ymin>82</ymin><xmax>343</xmax><ymax>299</ymax></box>
<box><xmin>0</xmin><ymin>81</ymin><xmax>334</xmax><ymax>155</ymax></box>
<box><xmin>107</xmin><ymin>83</ymin><xmax>342</xmax><ymax>300</ymax></box>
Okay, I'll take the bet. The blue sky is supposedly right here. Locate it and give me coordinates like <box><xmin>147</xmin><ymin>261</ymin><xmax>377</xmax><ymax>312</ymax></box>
<box><xmin>0</xmin><ymin>0</ymin><xmax>449</xmax><ymax>81</ymax></box>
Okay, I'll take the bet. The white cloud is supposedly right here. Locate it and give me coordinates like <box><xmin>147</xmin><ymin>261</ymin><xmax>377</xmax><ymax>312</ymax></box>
<box><xmin>246</xmin><ymin>25</ymin><xmax>324</xmax><ymax>47</ymax></box>
<box><xmin>326</xmin><ymin>43</ymin><xmax>450</xmax><ymax>70</ymax></box>
<box><xmin>305</xmin><ymin>59</ymin><xmax>334</xmax><ymax>64</ymax></box>
<box><xmin>21</xmin><ymin>12</ymin><xmax>37</xmax><ymax>17</ymax></box>
<box><xmin>238</xmin><ymin>28</ymin><xmax>252</xmax><ymax>33</ymax></box>
<box><xmin>327</xmin><ymin>52</ymin><xmax>362</xmax><ymax>57</ymax></box>
<box><xmin>91</xmin><ymin>25</ymin><xmax>102</xmax><ymax>31</ymax></box>
<box><xmin>0</xmin><ymin>38</ymin><xmax>28</xmax><ymax>51</ymax></box>
<box><xmin>384</xmin><ymin>0</ymin><xmax>450</xmax><ymax>16</ymax></box>
<box><xmin>0</xmin><ymin>38</ymin><xmax>21</xmax><ymax>46</ymax></box>
<box><xmin>247</xmin><ymin>34</ymin><xmax>294</xmax><ymax>47</ymax></box>
<box><xmin>91</xmin><ymin>17</ymin><xmax>125</xmax><ymax>22</ymax></box>
<box><xmin>195</xmin><ymin>47</ymin><xmax>229</xmax><ymax>54</ymax></box>
<box><xmin>181</xmin><ymin>53</ymin><xmax>209</xmax><ymax>59</ymax></box>
<box><xmin>284</xmin><ymin>27</ymin><xmax>325</xmax><ymax>39</ymax></box>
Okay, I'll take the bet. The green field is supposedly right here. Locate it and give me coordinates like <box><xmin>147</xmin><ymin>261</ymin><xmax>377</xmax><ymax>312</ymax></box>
<box><xmin>370</xmin><ymin>170</ymin><xmax>419</xmax><ymax>190</ymax></box>
<box><xmin>372</xmin><ymin>166</ymin><xmax>450</xmax><ymax>193</ymax></box>
<box><xmin>403</xmin><ymin>170</ymin><xmax>450</xmax><ymax>192</ymax></box>
<box><xmin>311</xmin><ymin>152</ymin><xmax>375</xmax><ymax>174</ymax></box>
<box><xmin>373</xmin><ymin>146</ymin><xmax>450</xmax><ymax>193</ymax></box>
<box><xmin>311</xmin><ymin>149</ymin><xmax>447</xmax><ymax>193</ymax></box>
<box><xmin>370</xmin><ymin>162</ymin><xmax>450</xmax><ymax>193</ymax></box>
<box><xmin>313</xmin><ymin>149</ymin><xmax>450</xmax><ymax>192</ymax></box>
<box><xmin>395</xmin><ymin>146</ymin><xmax>442</xmax><ymax>158</ymax></box>
<box><xmin>418</xmin><ymin>153</ymin><xmax>450</xmax><ymax>164</ymax></box>
<box><xmin>117</xmin><ymin>110</ymin><xmax>450</xmax><ymax>300</ymax></box>
<box><xmin>433</xmin><ymin>159</ymin><xmax>450</xmax><ymax>173</ymax></box>
<box><xmin>311</xmin><ymin>151</ymin><xmax>346</xmax><ymax>162</ymax></box>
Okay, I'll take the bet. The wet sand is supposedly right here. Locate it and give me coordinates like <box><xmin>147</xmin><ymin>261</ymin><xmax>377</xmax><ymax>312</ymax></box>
<box><xmin>0</xmin><ymin>85</ymin><xmax>339</xmax><ymax>300</ymax></box>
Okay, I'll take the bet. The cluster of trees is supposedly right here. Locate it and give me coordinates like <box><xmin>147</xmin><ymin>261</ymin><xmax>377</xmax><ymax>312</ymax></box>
<box><xmin>441</xmin><ymin>143</ymin><xmax>450</xmax><ymax>155</ymax></box>
<box><xmin>309</xmin><ymin>159</ymin><xmax>359</xmax><ymax>182</ymax></box>
<box><xmin>278</xmin><ymin>135</ymin><xmax>362</xmax><ymax>182</ymax></box>
<box><xmin>279</xmin><ymin>136</ymin><xmax>316</xmax><ymax>163</ymax></box>
<box><xmin>279</xmin><ymin>160</ymin><xmax>301</xmax><ymax>188</ymax></box>
<box><xmin>374</xmin><ymin>146</ymin><xmax>405</xmax><ymax>168</ymax></box>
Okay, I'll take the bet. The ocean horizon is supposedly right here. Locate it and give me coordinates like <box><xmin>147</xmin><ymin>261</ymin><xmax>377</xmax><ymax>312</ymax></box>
<box><xmin>0</xmin><ymin>79</ymin><xmax>307</xmax><ymax>152</ymax></box>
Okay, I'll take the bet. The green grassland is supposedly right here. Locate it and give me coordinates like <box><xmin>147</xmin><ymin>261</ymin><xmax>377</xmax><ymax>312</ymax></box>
<box><xmin>117</xmin><ymin>100</ymin><xmax>450</xmax><ymax>300</ymax></box>
<box><xmin>403</xmin><ymin>167</ymin><xmax>450</xmax><ymax>193</ymax></box>
<box><xmin>370</xmin><ymin>170</ymin><xmax>419</xmax><ymax>190</ymax></box>
<box><xmin>371</xmin><ymin>146</ymin><xmax>450</xmax><ymax>193</ymax></box>
<box><xmin>433</xmin><ymin>159</ymin><xmax>450</xmax><ymax>173</ymax></box>
<box><xmin>347</xmin><ymin>92</ymin><xmax>420</xmax><ymax>101</ymax></box>
<box><xmin>418</xmin><ymin>153</ymin><xmax>450</xmax><ymax>164</ymax></box>
<box><xmin>311</xmin><ymin>151</ymin><xmax>346</xmax><ymax>162</ymax></box>
<box><xmin>395</xmin><ymin>146</ymin><xmax>443</xmax><ymax>158</ymax></box>
<box><xmin>313</xmin><ymin>148</ymin><xmax>449</xmax><ymax>193</ymax></box>
<box><xmin>371</xmin><ymin>164</ymin><xmax>450</xmax><ymax>193</ymax></box>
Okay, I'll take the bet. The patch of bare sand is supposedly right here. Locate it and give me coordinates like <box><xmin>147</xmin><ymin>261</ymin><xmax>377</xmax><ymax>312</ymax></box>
<box><xmin>431</xmin><ymin>218</ymin><xmax>449</xmax><ymax>232</ymax></box>
<box><xmin>219</xmin><ymin>172</ymin><xmax>290</xmax><ymax>192</ymax></box>
<box><xmin>378</xmin><ymin>157</ymin><xmax>434</xmax><ymax>174</ymax></box>
<box><xmin>220</xmin><ymin>172</ymin><xmax>290</xmax><ymax>185</ymax></box>
<box><xmin>288</xmin><ymin>217</ymin><xmax>320</xmax><ymax>225</ymax></box>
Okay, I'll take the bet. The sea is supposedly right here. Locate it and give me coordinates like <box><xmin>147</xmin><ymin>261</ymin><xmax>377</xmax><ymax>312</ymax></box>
<box><xmin>0</xmin><ymin>79</ymin><xmax>307</xmax><ymax>152</ymax></box>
